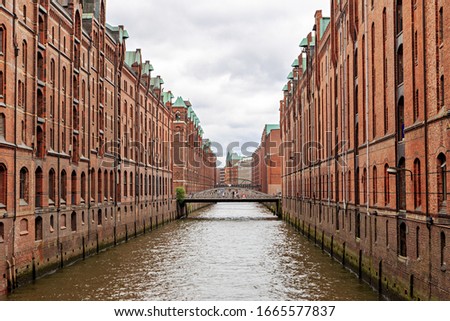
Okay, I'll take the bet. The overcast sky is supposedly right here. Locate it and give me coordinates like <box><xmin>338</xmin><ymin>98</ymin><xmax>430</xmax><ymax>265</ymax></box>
<box><xmin>106</xmin><ymin>0</ymin><xmax>330</xmax><ymax>165</ymax></box>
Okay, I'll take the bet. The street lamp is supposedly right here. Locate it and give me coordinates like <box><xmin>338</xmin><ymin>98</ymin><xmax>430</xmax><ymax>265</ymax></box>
<box><xmin>387</xmin><ymin>167</ymin><xmax>413</xmax><ymax>180</ymax></box>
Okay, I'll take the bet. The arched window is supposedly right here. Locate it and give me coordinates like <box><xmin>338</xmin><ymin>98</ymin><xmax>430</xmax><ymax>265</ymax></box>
<box><xmin>35</xmin><ymin>167</ymin><xmax>43</xmax><ymax>208</ymax></box>
<box><xmin>130</xmin><ymin>172</ymin><xmax>133</xmax><ymax>197</ymax></box>
<box><xmin>0</xmin><ymin>222</ymin><xmax>4</xmax><ymax>242</ymax></box>
<box><xmin>60</xmin><ymin>214</ymin><xmax>66</xmax><ymax>229</ymax></box>
<box><xmin>36</xmin><ymin>125</ymin><xmax>45</xmax><ymax>158</ymax></box>
<box><xmin>81</xmin><ymin>172</ymin><xmax>86</xmax><ymax>203</ymax></box>
<box><xmin>398</xmin><ymin>97</ymin><xmax>405</xmax><ymax>141</ymax></box>
<box><xmin>61</xmin><ymin>170</ymin><xmax>67</xmax><ymax>202</ymax></box>
<box><xmin>20</xmin><ymin>218</ymin><xmax>28</xmax><ymax>234</ymax></box>
<box><xmin>437</xmin><ymin>153</ymin><xmax>447</xmax><ymax>211</ymax></box>
<box><xmin>37</xmin><ymin>52</ymin><xmax>44</xmax><ymax>81</ymax></box>
<box><xmin>396</xmin><ymin>0</ymin><xmax>403</xmax><ymax>35</ymax></box>
<box><xmin>109</xmin><ymin>171</ymin><xmax>114</xmax><ymax>201</ymax></box>
<box><xmin>19</xmin><ymin>167</ymin><xmax>29</xmax><ymax>202</ymax></box>
<box><xmin>0</xmin><ymin>113</ymin><xmax>5</xmax><ymax>140</ymax></box>
<box><xmin>50</xmin><ymin>215</ymin><xmax>54</xmax><ymax>232</ymax></box>
<box><xmin>98</xmin><ymin>209</ymin><xmax>102</xmax><ymax>226</ymax></box>
<box><xmin>397</xmin><ymin>45</ymin><xmax>404</xmax><ymax>85</ymax></box>
<box><xmin>399</xmin><ymin>222</ymin><xmax>407</xmax><ymax>257</ymax></box>
<box><xmin>398</xmin><ymin>158</ymin><xmax>406</xmax><ymax>210</ymax></box>
<box><xmin>37</xmin><ymin>89</ymin><xmax>44</xmax><ymax>118</ymax></box>
<box><xmin>71</xmin><ymin>212</ymin><xmax>77</xmax><ymax>232</ymax></box>
<box><xmin>123</xmin><ymin>171</ymin><xmax>127</xmax><ymax>197</ymax></box>
<box><xmin>22</xmin><ymin>41</ymin><xmax>27</xmax><ymax>70</ymax></box>
<box><xmin>0</xmin><ymin>163</ymin><xmax>7</xmax><ymax>208</ymax></box>
<box><xmin>362</xmin><ymin>168</ymin><xmax>367</xmax><ymax>204</ymax></box>
<box><xmin>373</xmin><ymin>166</ymin><xmax>378</xmax><ymax>204</ymax></box>
<box><xmin>35</xmin><ymin>216</ymin><xmax>43</xmax><ymax>241</ymax></box>
<box><xmin>441</xmin><ymin>232</ymin><xmax>446</xmax><ymax>266</ymax></box>
<box><xmin>90</xmin><ymin>168</ymin><xmax>95</xmax><ymax>201</ymax></box>
<box><xmin>71</xmin><ymin>171</ymin><xmax>77</xmax><ymax>205</ymax></box>
<box><xmin>0</xmin><ymin>26</ymin><xmax>5</xmax><ymax>54</ymax></box>
<box><xmin>414</xmin><ymin>159</ymin><xmax>422</xmax><ymax>209</ymax></box>
<box><xmin>38</xmin><ymin>14</ymin><xmax>46</xmax><ymax>43</ymax></box>
<box><xmin>384</xmin><ymin>164</ymin><xmax>390</xmax><ymax>206</ymax></box>
<box><xmin>49</xmin><ymin>169</ymin><xmax>56</xmax><ymax>204</ymax></box>
<box><xmin>103</xmin><ymin>170</ymin><xmax>108</xmax><ymax>201</ymax></box>
<box><xmin>98</xmin><ymin>169</ymin><xmax>102</xmax><ymax>203</ymax></box>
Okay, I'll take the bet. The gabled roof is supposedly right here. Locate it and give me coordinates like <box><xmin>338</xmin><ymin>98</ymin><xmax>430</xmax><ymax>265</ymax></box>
<box><xmin>291</xmin><ymin>58</ymin><xmax>299</xmax><ymax>68</ymax></box>
<box><xmin>162</xmin><ymin>92</ymin><xmax>174</xmax><ymax>104</ymax></box>
<box><xmin>287</xmin><ymin>72</ymin><xmax>294</xmax><ymax>80</ymax></box>
<box><xmin>265</xmin><ymin>124</ymin><xmax>280</xmax><ymax>135</ymax></box>
<box><xmin>172</xmin><ymin>96</ymin><xmax>187</xmax><ymax>108</ymax></box>
<box><xmin>125</xmin><ymin>50</ymin><xmax>141</xmax><ymax>67</ymax></box>
<box><xmin>150</xmin><ymin>77</ymin><xmax>164</xmax><ymax>89</ymax></box>
<box><xmin>283</xmin><ymin>84</ymin><xmax>288</xmax><ymax>92</ymax></box>
<box><xmin>320</xmin><ymin>18</ymin><xmax>331</xmax><ymax>39</ymax></box>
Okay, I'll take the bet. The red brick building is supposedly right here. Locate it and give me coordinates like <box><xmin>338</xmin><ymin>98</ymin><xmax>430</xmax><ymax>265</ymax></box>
<box><xmin>172</xmin><ymin>96</ymin><xmax>216</xmax><ymax>197</ymax></box>
<box><xmin>0</xmin><ymin>0</ymin><xmax>215</xmax><ymax>295</ymax></box>
<box><xmin>280</xmin><ymin>0</ymin><xmax>449</xmax><ymax>300</ymax></box>
<box><xmin>252</xmin><ymin>124</ymin><xmax>282</xmax><ymax>195</ymax></box>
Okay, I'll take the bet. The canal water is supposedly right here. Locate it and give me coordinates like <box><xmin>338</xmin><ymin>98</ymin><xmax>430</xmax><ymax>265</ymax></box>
<box><xmin>5</xmin><ymin>203</ymin><xmax>379</xmax><ymax>301</ymax></box>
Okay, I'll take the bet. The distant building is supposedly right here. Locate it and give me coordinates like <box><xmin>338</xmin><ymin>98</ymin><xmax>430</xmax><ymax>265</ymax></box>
<box><xmin>252</xmin><ymin>125</ymin><xmax>282</xmax><ymax>195</ymax></box>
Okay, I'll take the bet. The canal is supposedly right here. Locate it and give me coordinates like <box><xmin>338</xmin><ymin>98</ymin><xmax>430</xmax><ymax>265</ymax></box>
<box><xmin>5</xmin><ymin>203</ymin><xmax>379</xmax><ymax>301</ymax></box>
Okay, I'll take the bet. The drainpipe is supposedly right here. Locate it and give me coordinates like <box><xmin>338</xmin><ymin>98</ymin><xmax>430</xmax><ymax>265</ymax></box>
<box><xmin>422</xmin><ymin>0</ymin><xmax>432</xmax><ymax>300</ymax></box>
<box><xmin>11</xmin><ymin>0</ymin><xmax>18</xmax><ymax>289</ymax></box>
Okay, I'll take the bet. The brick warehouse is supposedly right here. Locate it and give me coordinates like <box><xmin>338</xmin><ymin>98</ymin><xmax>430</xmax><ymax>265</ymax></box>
<box><xmin>0</xmin><ymin>0</ymin><xmax>216</xmax><ymax>295</ymax></box>
<box><xmin>280</xmin><ymin>0</ymin><xmax>449</xmax><ymax>300</ymax></box>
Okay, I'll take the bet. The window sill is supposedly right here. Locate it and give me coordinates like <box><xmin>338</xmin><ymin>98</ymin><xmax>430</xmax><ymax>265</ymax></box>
<box><xmin>19</xmin><ymin>199</ymin><xmax>28</xmax><ymax>206</ymax></box>
<box><xmin>20</xmin><ymin>231</ymin><xmax>29</xmax><ymax>236</ymax></box>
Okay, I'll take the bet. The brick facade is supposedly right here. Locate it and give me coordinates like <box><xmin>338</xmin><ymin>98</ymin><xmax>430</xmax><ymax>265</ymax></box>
<box><xmin>0</xmin><ymin>0</ymin><xmax>215</xmax><ymax>295</ymax></box>
<box><xmin>280</xmin><ymin>0</ymin><xmax>449</xmax><ymax>300</ymax></box>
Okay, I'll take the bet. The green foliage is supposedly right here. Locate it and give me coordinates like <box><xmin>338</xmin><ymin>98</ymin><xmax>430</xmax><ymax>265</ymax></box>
<box><xmin>175</xmin><ymin>187</ymin><xmax>186</xmax><ymax>203</ymax></box>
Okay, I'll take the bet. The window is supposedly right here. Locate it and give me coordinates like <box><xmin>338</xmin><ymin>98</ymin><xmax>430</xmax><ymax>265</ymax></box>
<box><xmin>98</xmin><ymin>169</ymin><xmax>102</xmax><ymax>203</ymax></box>
<box><xmin>50</xmin><ymin>215</ymin><xmax>54</xmax><ymax>232</ymax></box>
<box><xmin>130</xmin><ymin>172</ymin><xmax>133</xmax><ymax>197</ymax></box>
<box><xmin>48</xmin><ymin>169</ymin><xmax>55</xmax><ymax>204</ymax></box>
<box><xmin>0</xmin><ymin>163</ymin><xmax>6</xmax><ymax>208</ymax></box>
<box><xmin>0</xmin><ymin>113</ymin><xmax>5</xmax><ymax>139</ymax></box>
<box><xmin>71</xmin><ymin>212</ymin><xmax>77</xmax><ymax>232</ymax></box>
<box><xmin>36</xmin><ymin>126</ymin><xmax>44</xmax><ymax>158</ymax></box>
<box><xmin>60</xmin><ymin>214</ymin><xmax>66</xmax><ymax>229</ymax></box>
<box><xmin>396</xmin><ymin>0</ymin><xmax>403</xmax><ymax>35</ymax></box>
<box><xmin>0</xmin><ymin>222</ymin><xmax>4</xmax><ymax>242</ymax></box>
<box><xmin>35</xmin><ymin>216</ymin><xmax>43</xmax><ymax>241</ymax></box>
<box><xmin>356</xmin><ymin>212</ymin><xmax>361</xmax><ymax>239</ymax></box>
<box><xmin>19</xmin><ymin>167</ymin><xmax>29</xmax><ymax>202</ymax></box>
<box><xmin>439</xmin><ymin>7</ymin><xmax>444</xmax><ymax>45</ymax></box>
<box><xmin>384</xmin><ymin>164</ymin><xmax>390</xmax><ymax>205</ymax></box>
<box><xmin>81</xmin><ymin>172</ymin><xmax>86</xmax><ymax>203</ymax></box>
<box><xmin>398</xmin><ymin>158</ymin><xmax>406</xmax><ymax>210</ymax></box>
<box><xmin>397</xmin><ymin>45</ymin><xmax>404</xmax><ymax>85</ymax></box>
<box><xmin>98</xmin><ymin>209</ymin><xmax>102</xmax><ymax>226</ymax></box>
<box><xmin>123</xmin><ymin>171</ymin><xmax>127</xmax><ymax>197</ymax></box>
<box><xmin>61</xmin><ymin>170</ymin><xmax>67</xmax><ymax>202</ymax></box>
<box><xmin>103</xmin><ymin>170</ymin><xmax>108</xmax><ymax>201</ymax></box>
<box><xmin>399</xmin><ymin>222</ymin><xmax>407</xmax><ymax>257</ymax></box>
<box><xmin>0</xmin><ymin>26</ymin><xmax>5</xmax><ymax>54</ymax></box>
<box><xmin>71</xmin><ymin>171</ymin><xmax>77</xmax><ymax>205</ymax></box>
<box><xmin>414</xmin><ymin>159</ymin><xmax>422</xmax><ymax>209</ymax></box>
<box><xmin>373</xmin><ymin>166</ymin><xmax>378</xmax><ymax>204</ymax></box>
<box><xmin>398</xmin><ymin>97</ymin><xmax>405</xmax><ymax>141</ymax></box>
<box><xmin>90</xmin><ymin>169</ymin><xmax>95</xmax><ymax>201</ymax></box>
<box><xmin>0</xmin><ymin>71</ymin><xmax>4</xmax><ymax>97</ymax></box>
<box><xmin>437</xmin><ymin>153</ymin><xmax>447</xmax><ymax>211</ymax></box>
<box><xmin>35</xmin><ymin>167</ymin><xmax>43</xmax><ymax>208</ymax></box>
<box><xmin>362</xmin><ymin>168</ymin><xmax>367</xmax><ymax>204</ymax></box>
<box><xmin>22</xmin><ymin>41</ymin><xmax>27</xmax><ymax>69</ymax></box>
<box><xmin>416</xmin><ymin>227</ymin><xmax>420</xmax><ymax>259</ymax></box>
<box><xmin>441</xmin><ymin>232</ymin><xmax>446</xmax><ymax>266</ymax></box>
<box><xmin>20</xmin><ymin>218</ymin><xmax>28</xmax><ymax>234</ymax></box>
<box><xmin>109</xmin><ymin>171</ymin><xmax>114</xmax><ymax>201</ymax></box>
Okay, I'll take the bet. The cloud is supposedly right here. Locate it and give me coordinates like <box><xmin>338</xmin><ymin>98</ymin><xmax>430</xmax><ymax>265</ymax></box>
<box><xmin>106</xmin><ymin>0</ymin><xmax>330</xmax><ymax>163</ymax></box>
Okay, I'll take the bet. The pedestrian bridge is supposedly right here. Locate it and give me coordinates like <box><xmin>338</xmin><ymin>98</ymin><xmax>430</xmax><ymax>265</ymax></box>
<box><xmin>183</xmin><ymin>187</ymin><xmax>282</xmax><ymax>216</ymax></box>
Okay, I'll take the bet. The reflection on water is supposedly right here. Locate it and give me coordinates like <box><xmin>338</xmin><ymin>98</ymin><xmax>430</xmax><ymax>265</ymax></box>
<box><xmin>6</xmin><ymin>203</ymin><xmax>379</xmax><ymax>301</ymax></box>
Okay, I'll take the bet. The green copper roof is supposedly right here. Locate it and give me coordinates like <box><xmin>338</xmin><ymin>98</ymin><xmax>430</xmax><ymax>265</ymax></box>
<box><xmin>299</xmin><ymin>38</ymin><xmax>308</xmax><ymax>47</ymax></box>
<box><xmin>287</xmin><ymin>72</ymin><xmax>294</xmax><ymax>80</ymax></box>
<box><xmin>283</xmin><ymin>84</ymin><xmax>288</xmax><ymax>91</ymax></box>
<box><xmin>291</xmin><ymin>58</ymin><xmax>299</xmax><ymax>68</ymax></box>
<box><xmin>265</xmin><ymin>124</ymin><xmax>280</xmax><ymax>135</ymax></box>
<box><xmin>302</xmin><ymin>57</ymin><xmax>307</xmax><ymax>71</ymax></box>
<box><xmin>150</xmin><ymin>77</ymin><xmax>164</xmax><ymax>89</ymax></box>
<box><xmin>173</xmin><ymin>96</ymin><xmax>187</xmax><ymax>108</ymax></box>
<box><xmin>142</xmin><ymin>61</ymin><xmax>154</xmax><ymax>75</ymax></box>
<box><xmin>320</xmin><ymin>18</ymin><xmax>331</xmax><ymax>39</ymax></box>
<box><xmin>162</xmin><ymin>92</ymin><xmax>174</xmax><ymax>104</ymax></box>
<box><xmin>125</xmin><ymin>50</ymin><xmax>141</xmax><ymax>67</ymax></box>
